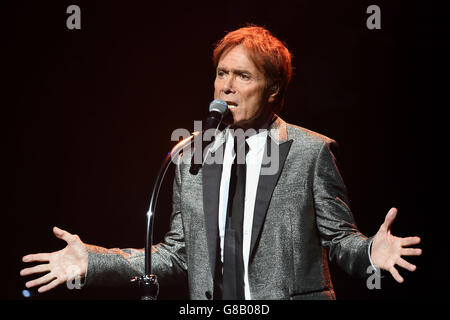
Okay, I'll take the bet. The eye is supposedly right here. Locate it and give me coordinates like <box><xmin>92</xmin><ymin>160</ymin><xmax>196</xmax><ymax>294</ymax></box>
<box><xmin>239</xmin><ymin>73</ymin><xmax>250</xmax><ymax>80</ymax></box>
<box><xmin>217</xmin><ymin>70</ymin><xmax>227</xmax><ymax>78</ymax></box>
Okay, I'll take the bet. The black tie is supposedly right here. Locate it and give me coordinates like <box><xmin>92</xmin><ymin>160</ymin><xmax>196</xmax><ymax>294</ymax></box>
<box><xmin>222</xmin><ymin>136</ymin><xmax>248</xmax><ymax>300</ymax></box>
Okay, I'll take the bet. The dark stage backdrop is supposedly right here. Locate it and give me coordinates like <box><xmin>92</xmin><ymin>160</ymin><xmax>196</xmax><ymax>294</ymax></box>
<box><xmin>2</xmin><ymin>0</ymin><xmax>438</xmax><ymax>300</ymax></box>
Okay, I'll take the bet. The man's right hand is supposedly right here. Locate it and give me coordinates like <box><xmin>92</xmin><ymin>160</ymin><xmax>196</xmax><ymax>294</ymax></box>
<box><xmin>20</xmin><ymin>226</ymin><xmax>89</xmax><ymax>293</ymax></box>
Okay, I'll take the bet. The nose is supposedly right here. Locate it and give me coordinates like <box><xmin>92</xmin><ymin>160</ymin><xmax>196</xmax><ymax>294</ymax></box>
<box><xmin>222</xmin><ymin>76</ymin><xmax>236</xmax><ymax>95</ymax></box>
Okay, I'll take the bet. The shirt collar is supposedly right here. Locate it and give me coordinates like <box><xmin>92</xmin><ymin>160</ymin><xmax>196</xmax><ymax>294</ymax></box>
<box><xmin>207</xmin><ymin>113</ymin><xmax>286</xmax><ymax>154</ymax></box>
<box><xmin>225</xmin><ymin>128</ymin><xmax>267</xmax><ymax>155</ymax></box>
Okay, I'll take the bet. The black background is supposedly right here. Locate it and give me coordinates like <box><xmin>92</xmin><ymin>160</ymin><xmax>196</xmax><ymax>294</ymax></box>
<box><xmin>1</xmin><ymin>0</ymin><xmax>443</xmax><ymax>302</ymax></box>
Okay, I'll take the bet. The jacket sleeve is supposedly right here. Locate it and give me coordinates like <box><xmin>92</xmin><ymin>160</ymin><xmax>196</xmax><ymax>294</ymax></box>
<box><xmin>84</xmin><ymin>162</ymin><xmax>187</xmax><ymax>287</ymax></box>
<box><xmin>313</xmin><ymin>140</ymin><xmax>372</xmax><ymax>278</ymax></box>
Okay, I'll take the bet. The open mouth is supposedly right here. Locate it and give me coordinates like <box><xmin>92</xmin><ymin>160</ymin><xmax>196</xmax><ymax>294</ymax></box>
<box><xmin>226</xmin><ymin>101</ymin><xmax>238</xmax><ymax>109</ymax></box>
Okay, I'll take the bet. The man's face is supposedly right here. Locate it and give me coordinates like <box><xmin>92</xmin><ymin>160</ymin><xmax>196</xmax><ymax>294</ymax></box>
<box><xmin>214</xmin><ymin>45</ymin><xmax>273</xmax><ymax>129</ymax></box>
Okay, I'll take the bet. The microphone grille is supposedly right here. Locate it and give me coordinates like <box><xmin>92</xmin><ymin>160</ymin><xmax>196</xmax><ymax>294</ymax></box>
<box><xmin>209</xmin><ymin>99</ymin><xmax>228</xmax><ymax>114</ymax></box>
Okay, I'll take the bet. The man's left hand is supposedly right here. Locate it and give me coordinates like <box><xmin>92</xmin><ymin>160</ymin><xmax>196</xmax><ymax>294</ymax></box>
<box><xmin>371</xmin><ymin>207</ymin><xmax>422</xmax><ymax>283</ymax></box>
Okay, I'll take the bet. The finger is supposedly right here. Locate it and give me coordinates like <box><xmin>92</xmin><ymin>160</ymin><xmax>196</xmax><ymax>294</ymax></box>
<box><xmin>389</xmin><ymin>266</ymin><xmax>404</xmax><ymax>283</ymax></box>
<box><xmin>401</xmin><ymin>236</ymin><xmax>421</xmax><ymax>247</ymax></box>
<box><xmin>20</xmin><ymin>264</ymin><xmax>50</xmax><ymax>276</ymax></box>
<box><xmin>38</xmin><ymin>278</ymin><xmax>64</xmax><ymax>293</ymax></box>
<box><xmin>401</xmin><ymin>247</ymin><xmax>422</xmax><ymax>256</ymax></box>
<box><xmin>382</xmin><ymin>207</ymin><xmax>398</xmax><ymax>232</ymax></box>
<box><xmin>53</xmin><ymin>226</ymin><xmax>76</xmax><ymax>244</ymax></box>
<box><xmin>25</xmin><ymin>272</ymin><xmax>56</xmax><ymax>289</ymax></box>
<box><xmin>22</xmin><ymin>253</ymin><xmax>51</xmax><ymax>263</ymax></box>
<box><xmin>396</xmin><ymin>257</ymin><xmax>417</xmax><ymax>272</ymax></box>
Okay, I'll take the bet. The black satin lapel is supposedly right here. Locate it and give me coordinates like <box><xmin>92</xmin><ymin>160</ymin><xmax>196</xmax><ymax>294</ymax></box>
<box><xmin>249</xmin><ymin>137</ymin><xmax>293</xmax><ymax>259</ymax></box>
<box><xmin>202</xmin><ymin>161</ymin><xmax>223</xmax><ymax>279</ymax></box>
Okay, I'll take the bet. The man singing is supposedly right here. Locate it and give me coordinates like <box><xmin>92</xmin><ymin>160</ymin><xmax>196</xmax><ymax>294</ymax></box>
<box><xmin>20</xmin><ymin>25</ymin><xmax>422</xmax><ymax>300</ymax></box>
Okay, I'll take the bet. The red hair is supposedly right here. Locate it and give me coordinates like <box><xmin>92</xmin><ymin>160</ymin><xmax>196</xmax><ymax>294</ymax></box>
<box><xmin>213</xmin><ymin>25</ymin><xmax>293</xmax><ymax>113</ymax></box>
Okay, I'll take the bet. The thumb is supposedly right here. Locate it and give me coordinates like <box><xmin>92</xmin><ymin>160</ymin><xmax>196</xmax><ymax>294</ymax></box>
<box><xmin>53</xmin><ymin>226</ymin><xmax>75</xmax><ymax>243</ymax></box>
<box><xmin>381</xmin><ymin>207</ymin><xmax>398</xmax><ymax>232</ymax></box>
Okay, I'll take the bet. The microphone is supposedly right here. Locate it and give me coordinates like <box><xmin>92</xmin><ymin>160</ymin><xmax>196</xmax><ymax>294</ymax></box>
<box><xmin>204</xmin><ymin>99</ymin><xmax>229</xmax><ymax>132</ymax></box>
<box><xmin>189</xmin><ymin>99</ymin><xmax>229</xmax><ymax>175</ymax></box>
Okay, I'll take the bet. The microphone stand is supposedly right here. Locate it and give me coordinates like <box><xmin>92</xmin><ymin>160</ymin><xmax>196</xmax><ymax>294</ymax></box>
<box><xmin>130</xmin><ymin>106</ymin><xmax>228</xmax><ymax>300</ymax></box>
<box><xmin>130</xmin><ymin>134</ymin><xmax>195</xmax><ymax>300</ymax></box>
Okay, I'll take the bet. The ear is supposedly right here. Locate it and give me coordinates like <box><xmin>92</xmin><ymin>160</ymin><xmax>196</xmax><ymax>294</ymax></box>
<box><xmin>267</xmin><ymin>84</ymin><xmax>280</xmax><ymax>104</ymax></box>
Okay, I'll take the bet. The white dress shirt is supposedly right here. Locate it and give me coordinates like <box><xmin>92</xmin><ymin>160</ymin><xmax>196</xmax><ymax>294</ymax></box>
<box><xmin>218</xmin><ymin>129</ymin><xmax>268</xmax><ymax>300</ymax></box>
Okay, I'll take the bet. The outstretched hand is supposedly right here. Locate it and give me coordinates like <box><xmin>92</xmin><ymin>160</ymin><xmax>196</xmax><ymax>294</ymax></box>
<box><xmin>20</xmin><ymin>227</ymin><xmax>88</xmax><ymax>293</ymax></box>
<box><xmin>371</xmin><ymin>208</ymin><xmax>422</xmax><ymax>283</ymax></box>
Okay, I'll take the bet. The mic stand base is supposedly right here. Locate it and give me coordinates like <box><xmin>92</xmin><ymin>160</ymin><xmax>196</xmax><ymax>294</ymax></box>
<box><xmin>130</xmin><ymin>274</ymin><xmax>159</xmax><ymax>300</ymax></box>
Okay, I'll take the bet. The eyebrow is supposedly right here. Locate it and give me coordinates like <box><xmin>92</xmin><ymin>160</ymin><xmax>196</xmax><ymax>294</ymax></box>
<box><xmin>217</xmin><ymin>67</ymin><xmax>252</xmax><ymax>75</ymax></box>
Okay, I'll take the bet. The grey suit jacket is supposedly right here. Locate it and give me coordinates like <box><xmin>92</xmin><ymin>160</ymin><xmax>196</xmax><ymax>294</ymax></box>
<box><xmin>84</xmin><ymin>116</ymin><xmax>372</xmax><ymax>300</ymax></box>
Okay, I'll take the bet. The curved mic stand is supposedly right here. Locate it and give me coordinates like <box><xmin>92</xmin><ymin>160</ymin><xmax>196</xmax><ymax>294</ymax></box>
<box><xmin>130</xmin><ymin>134</ymin><xmax>195</xmax><ymax>300</ymax></box>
